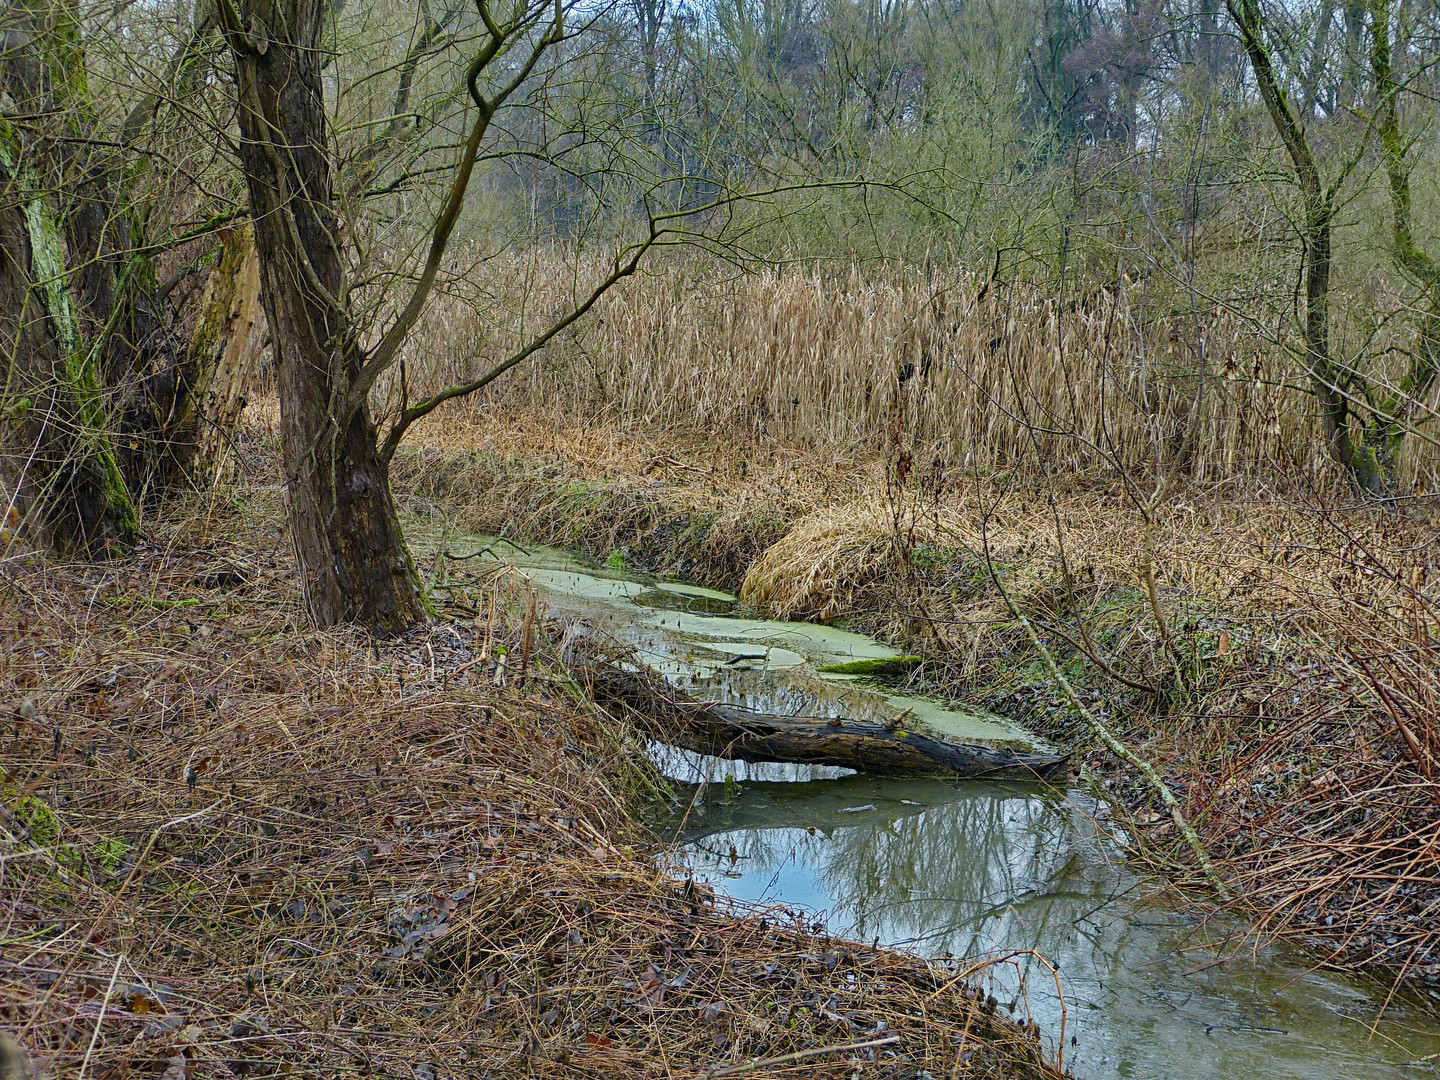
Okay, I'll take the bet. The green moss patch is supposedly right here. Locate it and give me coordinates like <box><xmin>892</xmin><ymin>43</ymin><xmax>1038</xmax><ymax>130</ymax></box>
<box><xmin>817</xmin><ymin>655</ymin><xmax>924</xmax><ymax>676</ymax></box>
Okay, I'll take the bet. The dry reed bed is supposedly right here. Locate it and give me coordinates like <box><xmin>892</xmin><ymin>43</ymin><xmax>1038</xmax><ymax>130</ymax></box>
<box><xmin>371</xmin><ymin>253</ymin><xmax>1440</xmax><ymax>488</ymax></box>
<box><xmin>0</xmin><ymin>501</ymin><xmax>1063</xmax><ymax>1079</ymax></box>
<box><xmin>392</xmin><ymin>414</ymin><xmax>874</xmax><ymax>590</ymax></box>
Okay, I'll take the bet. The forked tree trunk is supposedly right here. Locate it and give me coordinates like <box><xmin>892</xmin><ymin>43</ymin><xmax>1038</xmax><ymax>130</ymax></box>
<box><xmin>1227</xmin><ymin>0</ymin><xmax>1379</xmax><ymax>492</ymax></box>
<box><xmin>230</xmin><ymin>0</ymin><xmax>425</xmax><ymax>632</ymax></box>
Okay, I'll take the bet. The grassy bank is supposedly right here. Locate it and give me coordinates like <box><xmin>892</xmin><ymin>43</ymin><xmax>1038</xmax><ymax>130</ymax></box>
<box><xmin>396</xmin><ymin>406</ymin><xmax>1440</xmax><ymax>991</ymax></box>
<box><xmin>0</xmin><ymin>485</ymin><xmax>1063</xmax><ymax>1078</ymax></box>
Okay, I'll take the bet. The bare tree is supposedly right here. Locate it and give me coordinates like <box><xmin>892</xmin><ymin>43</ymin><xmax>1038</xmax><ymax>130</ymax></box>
<box><xmin>216</xmin><ymin>0</ymin><xmax>735</xmax><ymax>630</ymax></box>
<box><xmin>1226</xmin><ymin>0</ymin><xmax>1386</xmax><ymax>491</ymax></box>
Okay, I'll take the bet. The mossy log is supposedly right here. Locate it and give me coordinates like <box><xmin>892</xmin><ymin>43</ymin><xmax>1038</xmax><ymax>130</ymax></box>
<box><xmin>584</xmin><ymin>664</ymin><xmax>1069</xmax><ymax>783</ymax></box>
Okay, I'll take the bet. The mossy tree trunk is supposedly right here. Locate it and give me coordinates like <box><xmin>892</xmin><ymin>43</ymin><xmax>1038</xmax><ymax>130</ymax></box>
<box><xmin>0</xmin><ymin>0</ymin><xmax>254</xmax><ymax>552</ymax></box>
<box><xmin>0</xmin><ymin>1</ymin><xmax>139</xmax><ymax>554</ymax></box>
<box><xmin>1366</xmin><ymin>0</ymin><xmax>1440</xmax><ymax>481</ymax></box>
<box><xmin>1226</xmin><ymin>0</ymin><xmax>1370</xmax><ymax>490</ymax></box>
<box><xmin>0</xmin><ymin>189</ymin><xmax>138</xmax><ymax>554</ymax></box>
<box><xmin>1230</xmin><ymin>0</ymin><xmax>1436</xmax><ymax>496</ymax></box>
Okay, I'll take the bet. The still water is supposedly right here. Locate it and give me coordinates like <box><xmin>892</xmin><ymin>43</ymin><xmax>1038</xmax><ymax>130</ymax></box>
<box><xmin>422</xmin><ymin>528</ymin><xmax>1440</xmax><ymax>1079</ymax></box>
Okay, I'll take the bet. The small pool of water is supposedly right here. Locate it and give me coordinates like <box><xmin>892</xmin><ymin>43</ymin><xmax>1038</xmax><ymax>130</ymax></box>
<box><xmin>414</xmin><ymin>526</ymin><xmax>1440</xmax><ymax>1080</ymax></box>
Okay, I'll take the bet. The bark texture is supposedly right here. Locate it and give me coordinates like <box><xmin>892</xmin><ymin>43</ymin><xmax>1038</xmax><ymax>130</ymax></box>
<box><xmin>0</xmin><ymin>1</ymin><xmax>138</xmax><ymax>553</ymax></box>
<box><xmin>0</xmin><ymin>190</ymin><xmax>135</xmax><ymax>553</ymax></box>
<box><xmin>229</xmin><ymin>0</ymin><xmax>424</xmax><ymax>631</ymax></box>
<box><xmin>586</xmin><ymin>664</ymin><xmax>1070</xmax><ymax>782</ymax></box>
<box><xmin>171</xmin><ymin>223</ymin><xmax>262</xmax><ymax>486</ymax></box>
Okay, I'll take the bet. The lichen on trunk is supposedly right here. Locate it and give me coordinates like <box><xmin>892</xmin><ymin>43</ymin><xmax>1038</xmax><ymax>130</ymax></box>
<box><xmin>0</xmin><ymin>120</ymin><xmax>137</xmax><ymax>553</ymax></box>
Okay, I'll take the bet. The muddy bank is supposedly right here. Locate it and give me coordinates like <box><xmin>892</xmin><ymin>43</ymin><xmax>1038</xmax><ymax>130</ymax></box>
<box><xmin>394</xmin><ymin>416</ymin><xmax>1440</xmax><ymax>992</ymax></box>
<box><xmin>0</xmin><ymin>492</ymin><xmax>1062</xmax><ymax>1080</ymax></box>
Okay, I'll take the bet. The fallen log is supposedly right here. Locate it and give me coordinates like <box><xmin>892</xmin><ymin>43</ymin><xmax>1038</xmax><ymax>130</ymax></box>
<box><xmin>584</xmin><ymin>664</ymin><xmax>1070</xmax><ymax>783</ymax></box>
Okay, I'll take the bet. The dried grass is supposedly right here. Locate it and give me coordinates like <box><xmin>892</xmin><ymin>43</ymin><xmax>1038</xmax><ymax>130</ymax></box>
<box><xmin>1175</xmin><ymin>529</ymin><xmax>1440</xmax><ymax>984</ymax></box>
<box><xmin>364</xmin><ymin>252</ymin><xmax>1440</xmax><ymax>489</ymax></box>
<box><xmin>739</xmin><ymin>501</ymin><xmax>901</xmax><ymax>623</ymax></box>
<box><xmin>391</xmin><ymin>414</ymin><xmax>865</xmax><ymax>591</ymax></box>
<box><xmin>0</xmin><ymin>492</ymin><xmax>1065</xmax><ymax>1079</ymax></box>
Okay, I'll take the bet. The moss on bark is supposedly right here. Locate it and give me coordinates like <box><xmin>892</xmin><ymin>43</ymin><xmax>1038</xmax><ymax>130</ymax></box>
<box><xmin>0</xmin><ymin>118</ymin><xmax>138</xmax><ymax>549</ymax></box>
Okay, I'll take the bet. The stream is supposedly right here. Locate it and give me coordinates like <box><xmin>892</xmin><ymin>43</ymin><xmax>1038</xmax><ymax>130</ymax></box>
<box><xmin>425</xmin><ymin>529</ymin><xmax>1440</xmax><ymax>1079</ymax></box>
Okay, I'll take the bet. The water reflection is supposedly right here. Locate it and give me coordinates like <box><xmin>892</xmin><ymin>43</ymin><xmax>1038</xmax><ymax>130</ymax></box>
<box><xmin>654</xmin><ymin>774</ymin><xmax>1440</xmax><ymax>1080</ymax></box>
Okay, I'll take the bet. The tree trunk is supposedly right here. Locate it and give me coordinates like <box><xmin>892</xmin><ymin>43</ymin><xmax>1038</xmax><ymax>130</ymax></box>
<box><xmin>0</xmin><ymin>188</ymin><xmax>138</xmax><ymax>554</ymax></box>
<box><xmin>170</xmin><ymin>223</ymin><xmax>263</xmax><ymax>487</ymax></box>
<box><xmin>1366</xmin><ymin>0</ymin><xmax>1440</xmax><ymax>475</ymax></box>
<box><xmin>586</xmin><ymin>664</ymin><xmax>1071</xmax><ymax>782</ymax></box>
<box><xmin>0</xmin><ymin>3</ymin><xmax>138</xmax><ymax>554</ymax></box>
<box><xmin>1227</xmin><ymin>0</ymin><xmax>1383</xmax><ymax>493</ymax></box>
<box><xmin>229</xmin><ymin>0</ymin><xmax>424</xmax><ymax>632</ymax></box>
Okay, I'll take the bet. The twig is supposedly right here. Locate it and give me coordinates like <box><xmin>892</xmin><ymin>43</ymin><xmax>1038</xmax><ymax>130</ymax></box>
<box><xmin>702</xmin><ymin>1033</ymin><xmax>901</xmax><ymax>1078</ymax></box>
<box><xmin>78</xmin><ymin>953</ymin><xmax>123</xmax><ymax>1079</ymax></box>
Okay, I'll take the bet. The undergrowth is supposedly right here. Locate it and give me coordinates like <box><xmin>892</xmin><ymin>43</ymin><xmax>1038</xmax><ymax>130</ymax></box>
<box><xmin>390</xmin><ymin>407</ymin><xmax>1440</xmax><ymax>990</ymax></box>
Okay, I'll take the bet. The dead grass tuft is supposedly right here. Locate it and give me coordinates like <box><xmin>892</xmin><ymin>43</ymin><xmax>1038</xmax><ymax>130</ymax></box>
<box><xmin>739</xmin><ymin>499</ymin><xmax>916</xmax><ymax>623</ymax></box>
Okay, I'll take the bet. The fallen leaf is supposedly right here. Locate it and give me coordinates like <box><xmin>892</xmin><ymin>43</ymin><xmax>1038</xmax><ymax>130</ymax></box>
<box><xmin>142</xmin><ymin>1015</ymin><xmax>187</xmax><ymax>1038</ymax></box>
<box><xmin>630</xmin><ymin>964</ymin><xmax>666</xmax><ymax>1013</ymax></box>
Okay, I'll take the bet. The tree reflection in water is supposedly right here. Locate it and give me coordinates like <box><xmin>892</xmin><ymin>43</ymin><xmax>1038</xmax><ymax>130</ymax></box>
<box><xmin>660</xmin><ymin>775</ymin><xmax>1440</xmax><ymax>1080</ymax></box>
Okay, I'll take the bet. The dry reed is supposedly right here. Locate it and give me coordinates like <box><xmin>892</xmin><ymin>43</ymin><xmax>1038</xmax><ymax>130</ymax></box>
<box><xmin>367</xmin><ymin>252</ymin><xmax>1440</xmax><ymax>489</ymax></box>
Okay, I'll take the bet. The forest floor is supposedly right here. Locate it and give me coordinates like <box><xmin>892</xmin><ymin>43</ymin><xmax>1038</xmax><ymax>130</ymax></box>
<box><xmin>0</xmin><ymin>480</ymin><xmax>1063</xmax><ymax>1078</ymax></box>
<box><xmin>394</xmin><ymin>404</ymin><xmax>1440</xmax><ymax>993</ymax></box>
